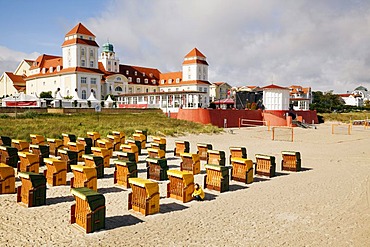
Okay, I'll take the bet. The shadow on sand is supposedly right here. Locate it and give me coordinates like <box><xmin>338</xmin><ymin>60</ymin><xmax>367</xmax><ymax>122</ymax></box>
<box><xmin>160</xmin><ymin>202</ymin><xmax>188</xmax><ymax>214</ymax></box>
<box><xmin>105</xmin><ymin>214</ymin><xmax>144</xmax><ymax>230</ymax></box>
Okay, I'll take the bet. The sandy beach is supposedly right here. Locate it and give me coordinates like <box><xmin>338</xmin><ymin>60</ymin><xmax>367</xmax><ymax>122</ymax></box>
<box><xmin>1</xmin><ymin>123</ymin><xmax>369</xmax><ymax>246</ymax></box>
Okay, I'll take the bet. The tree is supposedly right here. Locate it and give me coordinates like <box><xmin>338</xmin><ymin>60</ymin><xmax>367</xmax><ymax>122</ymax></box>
<box><xmin>40</xmin><ymin>91</ymin><xmax>53</xmax><ymax>98</ymax></box>
<box><xmin>310</xmin><ymin>91</ymin><xmax>345</xmax><ymax>113</ymax></box>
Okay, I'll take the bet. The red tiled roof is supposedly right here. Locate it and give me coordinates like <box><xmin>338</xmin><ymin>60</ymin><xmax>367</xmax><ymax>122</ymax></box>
<box><xmin>65</xmin><ymin>23</ymin><xmax>95</xmax><ymax>37</ymax></box>
<box><xmin>61</xmin><ymin>38</ymin><xmax>99</xmax><ymax>47</ymax></box>
<box><xmin>184</xmin><ymin>48</ymin><xmax>206</xmax><ymax>58</ymax></box>
<box><xmin>5</xmin><ymin>72</ymin><xmax>26</xmax><ymax>84</ymax></box>
<box><xmin>182</xmin><ymin>59</ymin><xmax>209</xmax><ymax>65</ymax></box>
<box><xmin>262</xmin><ymin>84</ymin><xmax>289</xmax><ymax>90</ymax></box>
<box><xmin>30</xmin><ymin>54</ymin><xmax>62</xmax><ymax>69</ymax></box>
<box><xmin>119</xmin><ymin>64</ymin><xmax>161</xmax><ymax>85</ymax></box>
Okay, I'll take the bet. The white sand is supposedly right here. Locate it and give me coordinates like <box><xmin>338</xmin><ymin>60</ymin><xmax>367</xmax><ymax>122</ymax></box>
<box><xmin>1</xmin><ymin>123</ymin><xmax>370</xmax><ymax>246</ymax></box>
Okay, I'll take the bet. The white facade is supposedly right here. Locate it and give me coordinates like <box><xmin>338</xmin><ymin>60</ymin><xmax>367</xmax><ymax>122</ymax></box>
<box><xmin>263</xmin><ymin>87</ymin><xmax>290</xmax><ymax>110</ymax></box>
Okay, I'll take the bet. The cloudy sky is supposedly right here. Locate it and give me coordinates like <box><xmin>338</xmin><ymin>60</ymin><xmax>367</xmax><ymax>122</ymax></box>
<box><xmin>1</xmin><ymin>0</ymin><xmax>370</xmax><ymax>93</ymax></box>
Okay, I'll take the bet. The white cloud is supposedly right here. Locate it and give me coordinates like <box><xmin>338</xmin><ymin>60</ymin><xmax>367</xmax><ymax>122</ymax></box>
<box><xmin>84</xmin><ymin>0</ymin><xmax>370</xmax><ymax>92</ymax></box>
<box><xmin>0</xmin><ymin>46</ymin><xmax>39</xmax><ymax>73</ymax></box>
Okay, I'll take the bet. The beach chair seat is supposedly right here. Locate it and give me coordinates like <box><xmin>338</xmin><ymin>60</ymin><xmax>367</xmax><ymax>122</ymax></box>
<box><xmin>77</xmin><ymin>137</ymin><xmax>93</xmax><ymax>155</ymax></box>
<box><xmin>206</xmin><ymin>150</ymin><xmax>226</xmax><ymax>166</ymax></box>
<box><xmin>0</xmin><ymin>163</ymin><xmax>16</xmax><ymax>194</ymax></box>
<box><xmin>180</xmin><ymin>153</ymin><xmax>200</xmax><ymax>175</ymax></box>
<box><xmin>58</xmin><ymin>149</ymin><xmax>78</xmax><ymax>172</ymax></box>
<box><xmin>112</xmin><ymin>131</ymin><xmax>125</xmax><ymax>146</ymax></box>
<box><xmin>43</xmin><ymin>158</ymin><xmax>67</xmax><ymax>186</ymax></box>
<box><xmin>87</xmin><ymin>132</ymin><xmax>100</xmax><ymax>146</ymax></box>
<box><xmin>116</xmin><ymin>151</ymin><xmax>137</xmax><ymax>163</ymax></box>
<box><xmin>255</xmin><ymin>154</ymin><xmax>276</xmax><ymax>178</ymax></box>
<box><xmin>133</xmin><ymin>133</ymin><xmax>146</xmax><ymax>150</ymax></box>
<box><xmin>152</xmin><ymin>136</ymin><xmax>166</xmax><ymax>151</ymax></box>
<box><xmin>0</xmin><ymin>136</ymin><xmax>12</xmax><ymax>147</ymax></box>
<box><xmin>96</xmin><ymin>139</ymin><xmax>113</xmax><ymax>157</ymax></box>
<box><xmin>231</xmin><ymin>157</ymin><xmax>253</xmax><ymax>184</ymax></box>
<box><xmin>11</xmin><ymin>139</ymin><xmax>29</xmax><ymax>152</ymax></box>
<box><xmin>147</xmin><ymin>148</ymin><xmax>165</xmax><ymax>159</ymax></box>
<box><xmin>166</xmin><ymin>170</ymin><xmax>194</xmax><ymax>203</ymax></box>
<box><xmin>120</xmin><ymin>144</ymin><xmax>139</xmax><ymax>163</ymax></box>
<box><xmin>229</xmin><ymin>147</ymin><xmax>247</xmax><ymax>165</ymax></box>
<box><xmin>281</xmin><ymin>151</ymin><xmax>301</xmax><ymax>172</ymax></box>
<box><xmin>17</xmin><ymin>172</ymin><xmax>46</xmax><ymax>207</ymax></box>
<box><xmin>62</xmin><ymin>133</ymin><xmax>76</xmax><ymax>147</ymax></box>
<box><xmin>67</xmin><ymin>142</ymin><xmax>85</xmax><ymax>162</ymax></box>
<box><xmin>135</xmin><ymin>130</ymin><xmax>147</xmax><ymax>142</ymax></box>
<box><xmin>47</xmin><ymin>138</ymin><xmax>63</xmax><ymax>156</ymax></box>
<box><xmin>70</xmin><ymin>187</ymin><xmax>105</xmax><ymax>233</ymax></box>
<box><xmin>30</xmin><ymin>134</ymin><xmax>46</xmax><ymax>145</ymax></box>
<box><xmin>82</xmin><ymin>154</ymin><xmax>104</xmax><ymax>178</ymax></box>
<box><xmin>113</xmin><ymin>160</ymin><xmax>137</xmax><ymax>188</ymax></box>
<box><xmin>197</xmin><ymin>143</ymin><xmax>213</xmax><ymax>161</ymax></box>
<box><xmin>29</xmin><ymin>144</ymin><xmax>50</xmax><ymax>166</ymax></box>
<box><xmin>146</xmin><ymin>157</ymin><xmax>168</xmax><ymax>181</ymax></box>
<box><xmin>91</xmin><ymin>147</ymin><xmax>111</xmax><ymax>168</ymax></box>
<box><xmin>126</xmin><ymin>139</ymin><xmax>142</xmax><ymax>155</ymax></box>
<box><xmin>128</xmin><ymin>178</ymin><xmax>159</xmax><ymax>216</ymax></box>
<box><xmin>174</xmin><ymin>140</ymin><xmax>190</xmax><ymax>157</ymax></box>
<box><xmin>70</xmin><ymin>165</ymin><xmax>97</xmax><ymax>191</ymax></box>
<box><xmin>0</xmin><ymin>145</ymin><xmax>19</xmax><ymax>168</ymax></box>
<box><xmin>203</xmin><ymin>164</ymin><xmax>229</xmax><ymax>193</ymax></box>
<box><xmin>17</xmin><ymin>152</ymin><xmax>39</xmax><ymax>173</ymax></box>
<box><xmin>106</xmin><ymin>135</ymin><xmax>121</xmax><ymax>151</ymax></box>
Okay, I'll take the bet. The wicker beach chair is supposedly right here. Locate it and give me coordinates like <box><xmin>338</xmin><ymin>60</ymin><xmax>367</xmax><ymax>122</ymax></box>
<box><xmin>0</xmin><ymin>163</ymin><xmax>15</xmax><ymax>194</ymax></box>
<box><xmin>255</xmin><ymin>154</ymin><xmax>276</xmax><ymax>178</ymax></box>
<box><xmin>82</xmin><ymin>154</ymin><xmax>104</xmax><ymax>179</ymax></box>
<box><xmin>11</xmin><ymin>139</ymin><xmax>29</xmax><ymax>152</ymax></box>
<box><xmin>174</xmin><ymin>140</ymin><xmax>190</xmax><ymax>157</ymax></box>
<box><xmin>152</xmin><ymin>137</ymin><xmax>166</xmax><ymax>151</ymax></box>
<box><xmin>281</xmin><ymin>151</ymin><xmax>301</xmax><ymax>172</ymax></box>
<box><xmin>204</xmin><ymin>164</ymin><xmax>229</xmax><ymax>192</ymax></box>
<box><xmin>17</xmin><ymin>172</ymin><xmax>46</xmax><ymax>207</ymax></box>
<box><xmin>113</xmin><ymin>160</ymin><xmax>137</xmax><ymax>188</ymax></box>
<box><xmin>58</xmin><ymin>149</ymin><xmax>78</xmax><ymax>172</ymax></box>
<box><xmin>196</xmin><ymin>143</ymin><xmax>213</xmax><ymax>161</ymax></box>
<box><xmin>180</xmin><ymin>153</ymin><xmax>200</xmax><ymax>175</ymax></box>
<box><xmin>206</xmin><ymin>150</ymin><xmax>226</xmax><ymax>166</ymax></box>
<box><xmin>43</xmin><ymin>158</ymin><xmax>67</xmax><ymax>186</ymax></box>
<box><xmin>17</xmin><ymin>152</ymin><xmax>39</xmax><ymax>173</ymax></box>
<box><xmin>231</xmin><ymin>157</ymin><xmax>253</xmax><ymax>184</ymax></box>
<box><xmin>70</xmin><ymin>165</ymin><xmax>97</xmax><ymax>191</ymax></box>
<box><xmin>0</xmin><ymin>145</ymin><xmax>19</xmax><ymax>168</ymax></box>
<box><xmin>229</xmin><ymin>147</ymin><xmax>247</xmax><ymax>165</ymax></box>
<box><xmin>128</xmin><ymin>178</ymin><xmax>159</xmax><ymax>216</ymax></box>
<box><xmin>47</xmin><ymin>138</ymin><xmax>63</xmax><ymax>156</ymax></box>
<box><xmin>146</xmin><ymin>157</ymin><xmax>168</xmax><ymax>181</ymax></box>
<box><xmin>166</xmin><ymin>170</ymin><xmax>194</xmax><ymax>203</ymax></box>
<box><xmin>91</xmin><ymin>147</ymin><xmax>111</xmax><ymax>168</ymax></box>
<box><xmin>147</xmin><ymin>148</ymin><xmax>165</xmax><ymax>159</ymax></box>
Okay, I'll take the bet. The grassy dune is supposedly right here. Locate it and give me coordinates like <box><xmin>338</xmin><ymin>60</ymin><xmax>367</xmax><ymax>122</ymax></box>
<box><xmin>321</xmin><ymin>112</ymin><xmax>370</xmax><ymax>123</ymax></box>
<box><xmin>0</xmin><ymin>111</ymin><xmax>222</xmax><ymax>141</ymax></box>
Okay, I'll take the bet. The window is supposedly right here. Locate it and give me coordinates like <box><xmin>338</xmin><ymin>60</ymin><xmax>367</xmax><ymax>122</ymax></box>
<box><xmin>114</xmin><ymin>62</ymin><xmax>117</xmax><ymax>65</ymax></box>
<box><xmin>91</xmin><ymin>78</ymin><xmax>97</xmax><ymax>84</ymax></box>
<box><xmin>152</xmin><ymin>80</ymin><xmax>156</xmax><ymax>84</ymax></box>
<box><xmin>49</xmin><ymin>67</ymin><xmax>53</xmax><ymax>73</ymax></box>
<box><xmin>116</xmin><ymin>77</ymin><xmax>121</xmax><ymax>81</ymax></box>
<box><xmin>115</xmin><ymin>86</ymin><xmax>123</xmax><ymax>92</ymax></box>
<box><xmin>82</xmin><ymin>90</ymin><xmax>87</xmax><ymax>99</ymax></box>
<box><xmin>169</xmin><ymin>79</ymin><xmax>173</xmax><ymax>84</ymax></box>
<box><xmin>126</xmin><ymin>70</ymin><xmax>129</xmax><ymax>75</ymax></box>
<box><xmin>143</xmin><ymin>72</ymin><xmax>145</xmax><ymax>76</ymax></box>
<box><xmin>149</xmin><ymin>73</ymin><xmax>153</xmax><ymax>77</ymax></box>
<box><xmin>108</xmin><ymin>61</ymin><xmax>111</xmax><ymax>65</ymax></box>
<box><xmin>176</xmin><ymin>78</ymin><xmax>180</xmax><ymax>83</ymax></box>
<box><xmin>161</xmin><ymin>79</ymin><xmax>165</xmax><ymax>84</ymax></box>
<box><xmin>128</xmin><ymin>87</ymin><xmax>133</xmax><ymax>93</ymax></box>
<box><xmin>43</xmin><ymin>81</ymin><xmax>45</xmax><ymax>86</ymax></box>
<box><xmin>90</xmin><ymin>49</ymin><xmax>93</xmax><ymax>57</ymax></box>
<box><xmin>134</xmin><ymin>71</ymin><xmax>137</xmax><ymax>76</ymax></box>
<box><xmin>154</xmin><ymin>89</ymin><xmax>156</xmax><ymax>92</ymax></box>
<box><xmin>146</xmin><ymin>88</ymin><xmax>149</xmax><ymax>93</ymax></box>
<box><xmin>204</xmin><ymin>88</ymin><xmax>207</xmax><ymax>93</ymax></box>
<box><xmin>137</xmin><ymin>88</ymin><xmax>141</xmax><ymax>92</ymax></box>
<box><xmin>80</xmin><ymin>35</ymin><xmax>83</xmax><ymax>39</ymax></box>
<box><xmin>81</xmin><ymin>48</ymin><xmax>85</xmax><ymax>56</ymax></box>
<box><xmin>81</xmin><ymin>60</ymin><xmax>85</xmax><ymax>67</ymax></box>
<box><xmin>54</xmin><ymin>81</ymin><xmax>56</xmax><ymax>85</ymax></box>
<box><xmin>128</xmin><ymin>77</ymin><xmax>132</xmax><ymax>82</ymax></box>
<box><xmin>57</xmin><ymin>65</ymin><xmax>60</xmax><ymax>72</ymax></box>
<box><xmin>136</xmin><ymin>78</ymin><xmax>140</xmax><ymax>83</ymax></box>
<box><xmin>144</xmin><ymin>79</ymin><xmax>148</xmax><ymax>84</ymax></box>
<box><xmin>188</xmin><ymin>74</ymin><xmax>191</xmax><ymax>80</ymax></box>
<box><xmin>81</xmin><ymin>77</ymin><xmax>87</xmax><ymax>84</ymax></box>
<box><xmin>90</xmin><ymin>61</ymin><xmax>94</xmax><ymax>67</ymax></box>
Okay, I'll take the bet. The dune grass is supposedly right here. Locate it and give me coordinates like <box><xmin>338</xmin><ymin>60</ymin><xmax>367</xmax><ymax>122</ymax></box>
<box><xmin>320</xmin><ymin>111</ymin><xmax>370</xmax><ymax>123</ymax></box>
<box><xmin>0</xmin><ymin>111</ymin><xmax>222</xmax><ymax>141</ymax></box>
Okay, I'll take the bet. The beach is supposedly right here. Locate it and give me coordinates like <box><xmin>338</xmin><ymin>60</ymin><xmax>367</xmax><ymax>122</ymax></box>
<box><xmin>1</xmin><ymin>123</ymin><xmax>369</xmax><ymax>246</ymax></box>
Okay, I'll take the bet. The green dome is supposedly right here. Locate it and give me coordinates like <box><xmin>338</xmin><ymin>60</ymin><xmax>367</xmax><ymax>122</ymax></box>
<box><xmin>354</xmin><ymin>85</ymin><xmax>368</xmax><ymax>91</ymax></box>
<box><xmin>102</xmin><ymin>43</ymin><xmax>114</xmax><ymax>53</ymax></box>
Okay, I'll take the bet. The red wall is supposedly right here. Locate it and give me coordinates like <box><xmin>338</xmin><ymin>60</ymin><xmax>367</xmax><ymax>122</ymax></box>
<box><xmin>177</xmin><ymin>108</ymin><xmax>318</xmax><ymax>127</ymax></box>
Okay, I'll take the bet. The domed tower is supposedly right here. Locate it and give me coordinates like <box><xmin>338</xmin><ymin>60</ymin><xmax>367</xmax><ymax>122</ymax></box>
<box><xmin>99</xmin><ymin>42</ymin><xmax>120</xmax><ymax>72</ymax></box>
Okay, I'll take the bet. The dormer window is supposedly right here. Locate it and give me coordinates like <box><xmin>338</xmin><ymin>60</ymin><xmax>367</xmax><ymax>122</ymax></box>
<box><xmin>176</xmin><ymin>78</ymin><xmax>180</xmax><ymax>83</ymax></box>
<box><xmin>149</xmin><ymin>73</ymin><xmax>153</xmax><ymax>77</ymax></box>
<box><xmin>42</xmin><ymin>68</ymin><xmax>46</xmax><ymax>74</ymax></box>
<box><xmin>89</xmin><ymin>37</ymin><xmax>92</xmax><ymax>40</ymax></box>
<box><xmin>168</xmin><ymin>79</ymin><xmax>173</xmax><ymax>84</ymax></box>
<box><xmin>57</xmin><ymin>65</ymin><xmax>60</xmax><ymax>72</ymax></box>
<box><xmin>161</xmin><ymin>80</ymin><xmax>165</xmax><ymax>84</ymax></box>
<box><xmin>134</xmin><ymin>71</ymin><xmax>137</xmax><ymax>76</ymax></box>
<box><xmin>136</xmin><ymin>78</ymin><xmax>140</xmax><ymax>83</ymax></box>
<box><xmin>126</xmin><ymin>70</ymin><xmax>129</xmax><ymax>75</ymax></box>
<box><xmin>49</xmin><ymin>67</ymin><xmax>53</xmax><ymax>73</ymax></box>
<box><xmin>152</xmin><ymin>80</ymin><xmax>156</xmax><ymax>84</ymax></box>
<box><xmin>128</xmin><ymin>77</ymin><xmax>132</xmax><ymax>82</ymax></box>
<box><xmin>143</xmin><ymin>72</ymin><xmax>145</xmax><ymax>77</ymax></box>
<box><xmin>144</xmin><ymin>79</ymin><xmax>148</xmax><ymax>84</ymax></box>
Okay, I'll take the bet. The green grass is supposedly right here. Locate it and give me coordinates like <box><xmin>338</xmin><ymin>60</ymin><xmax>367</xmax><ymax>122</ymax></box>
<box><xmin>0</xmin><ymin>111</ymin><xmax>222</xmax><ymax>141</ymax></box>
<box><xmin>320</xmin><ymin>111</ymin><xmax>370</xmax><ymax>123</ymax></box>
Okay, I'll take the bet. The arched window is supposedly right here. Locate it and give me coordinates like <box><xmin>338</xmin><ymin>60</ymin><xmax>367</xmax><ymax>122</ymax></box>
<box><xmin>115</xmin><ymin>86</ymin><xmax>123</xmax><ymax>92</ymax></box>
<box><xmin>82</xmin><ymin>90</ymin><xmax>87</xmax><ymax>99</ymax></box>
